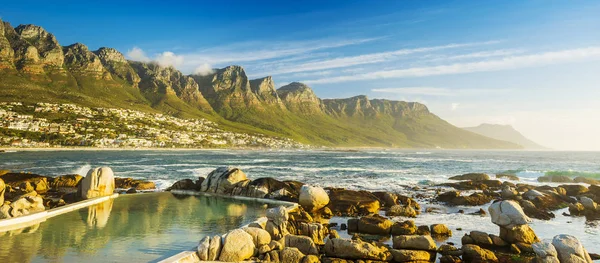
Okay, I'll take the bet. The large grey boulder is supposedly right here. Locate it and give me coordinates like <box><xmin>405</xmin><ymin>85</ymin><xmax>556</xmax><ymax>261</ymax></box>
<box><xmin>298</xmin><ymin>185</ymin><xmax>329</xmax><ymax>212</ymax></box>
<box><xmin>488</xmin><ymin>200</ymin><xmax>531</xmax><ymax>228</ymax></box>
<box><xmin>580</xmin><ymin>196</ymin><xmax>597</xmax><ymax>211</ymax></box>
<box><xmin>200</xmin><ymin>167</ymin><xmax>247</xmax><ymax>194</ymax></box>
<box><xmin>267</xmin><ymin>206</ymin><xmax>289</xmax><ymax>226</ymax></box>
<box><xmin>324</xmin><ymin>238</ymin><xmax>392</xmax><ymax>261</ymax></box>
<box><xmin>218</xmin><ymin>229</ymin><xmax>255</xmax><ymax>262</ymax></box>
<box><xmin>196</xmin><ymin>236</ymin><xmax>210</xmax><ymax>261</ymax></box>
<box><xmin>552</xmin><ymin>234</ymin><xmax>593</xmax><ymax>263</ymax></box>
<box><xmin>208</xmin><ymin>235</ymin><xmax>222</xmax><ymax>261</ymax></box>
<box><xmin>532</xmin><ymin>241</ymin><xmax>560</xmax><ymax>263</ymax></box>
<box><xmin>78</xmin><ymin>167</ymin><xmax>115</xmax><ymax>199</ymax></box>
<box><xmin>392</xmin><ymin>235</ymin><xmax>437</xmax><ymax>251</ymax></box>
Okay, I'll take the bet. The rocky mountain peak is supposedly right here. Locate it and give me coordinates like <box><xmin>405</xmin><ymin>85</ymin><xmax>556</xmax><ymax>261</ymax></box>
<box><xmin>94</xmin><ymin>47</ymin><xmax>127</xmax><ymax>63</ymax></box>
<box><xmin>63</xmin><ymin>43</ymin><xmax>110</xmax><ymax>79</ymax></box>
<box><xmin>249</xmin><ymin>76</ymin><xmax>284</xmax><ymax>107</ymax></box>
<box><xmin>2</xmin><ymin>22</ymin><xmax>45</xmax><ymax>74</ymax></box>
<box><xmin>277</xmin><ymin>82</ymin><xmax>323</xmax><ymax>114</ymax></box>
<box><xmin>0</xmin><ymin>21</ymin><xmax>15</xmax><ymax>69</ymax></box>
<box><xmin>15</xmin><ymin>24</ymin><xmax>64</xmax><ymax>68</ymax></box>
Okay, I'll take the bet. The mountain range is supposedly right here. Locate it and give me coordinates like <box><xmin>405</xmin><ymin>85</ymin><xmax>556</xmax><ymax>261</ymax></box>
<box><xmin>463</xmin><ymin>124</ymin><xmax>547</xmax><ymax>150</ymax></box>
<box><xmin>0</xmin><ymin>19</ymin><xmax>521</xmax><ymax>149</ymax></box>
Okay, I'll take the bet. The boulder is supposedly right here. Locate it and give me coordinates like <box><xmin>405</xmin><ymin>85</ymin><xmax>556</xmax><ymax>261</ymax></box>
<box><xmin>0</xmin><ymin>173</ymin><xmax>50</xmax><ymax>193</ymax></box>
<box><xmin>167</xmin><ymin>179</ymin><xmax>197</xmax><ymax>191</ymax></box>
<box><xmin>0</xmin><ymin>178</ymin><xmax>4</xmax><ymax>204</ymax></box>
<box><xmin>574</xmin><ymin>177</ymin><xmax>600</xmax><ymax>185</ymax></box>
<box><xmin>281</xmin><ymin>247</ymin><xmax>306</xmax><ymax>263</ymax></box>
<box><xmin>197</xmin><ymin>236</ymin><xmax>210</xmax><ymax>260</ymax></box>
<box><xmin>372</xmin><ymin>191</ymin><xmax>399</xmax><ymax>207</ymax></box>
<box><xmin>324</xmin><ymin>238</ymin><xmax>392</xmax><ymax>261</ymax></box>
<box><xmin>569</xmin><ymin>203</ymin><xmax>586</xmax><ymax>216</ymax></box>
<box><xmin>208</xmin><ymin>235</ymin><xmax>222</xmax><ymax>261</ymax></box>
<box><xmin>298</xmin><ymin>222</ymin><xmax>326</xmax><ymax>245</ymax></box>
<box><xmin>501</xmin><ymin>185</ymin><xmax>519</xmax><ymax>199</ymax></box>
<box><xmin>499</xmin><ymin>224</ymin><xmax>539</xmax><ymax>244</ymax></box>
<box><xmin>50</xmin><ymin>174</ymin><xmax>83</xmax><ymax>188</ymax></box>
<box><xmin>559</xmin><ymin>184</ymin><xmax>589</xmax><ymax>196</ymax></box>
<box><xmin>430</xmin><ymin>224</ymin><xmax>452</xmax><ymax>237</ymax></box>
<box><xmin>302</xmin><ymin>255</ymin><xmax>320</xmax><ymax>263</ymax></box>
<box><xmin>392</xmin><ymin>235</ymin><xmax>436</xmax><ymax>251</ymax></box>
<box><xmin>391</xmin><ymin>220</ymin><xmax>417</xmax><ymax>236</ymax></box>
<box><xmin>285</xmin><ymin>235</ymin><xmax>319</xmax><ymax>255</ymax></box>
<box><xmin>243</xmin><ymin>227</ymin><xmax>272</xmax><ymax>247</ymax></box>
<box><xmin>552</xmin><ymin>234</ymin><xmax>593</xmax><ymax>263</ymax></box>
<box><xmin>200</xmin><ymin>167</ymin><xmax>248</xmax><ymax>194</ymax></box>
<box><xmin>580</xmin><ymin>196</ymin><xmax>597</xmax><ymax>211</ymax></box>
<box><xmin>0</xmin><ymin>193</ymin><xmax>45</xmax><ymax>219</ymax></box>
<box><xmin>488</xmin><ymin>200</ymin><xmax>531</xmax><ymax>228</ymax></box>
<box><xmin>327</xmin><ymin>188</ymin><xmax>380</xmax><ymax>216</ymax></box>
<box><xmin>449</xmin><ymin>173</ymin><xmax>490</xmax><ymax>181</ymax></box>
<box><xmin>114</xmin><ymin>177</ymin><xmax>156</xmax><ymax>190</ymax></box>
<box><xmin>78</xmin><ymin>167</ymin><xmax>115</xmax><ymax>199</ymax></box>
<box><xmin>299</xmin><ymin>185</ymin><xmax>330</xmax><ymax>212</ymax></box>
<box><xmin>538</xmin><ymin>175</ymin><xmax>573</xmax><ymax>183</ymax></box>
<box><xmin>267</xmin><ymin>206</ymin><xmax>289</xmax><ymax>226</ymax></box>
<box><xmin>219</xmin><ymin>229</ymin><xmax>255</xmax><ymax>262</ymax></box>
<box><xmin>523</xmin><ymin>189</ymin><xmax>545</xmax><ymax>200</ymax></box>
<box><xmin>532</xmin><ymin>241</ymin><xmax>559</xmax><ymax>263</ymax></box>
<box><xmin>386</xmin><ymin>204</ymin><xmax>417</xmax><ymax>217</ymax></box>
<box><xmin>355</xmin><ymin>214</ymin><xmax>393</xmax><ymax>236</ymax></box>
<box><xmin>438</xmin><ymin>191</ymin><xmax>493</xmax><ymax>206</ymax></box>
<box><xmin>469</xmin><ymin>231</ymin><xmax>493</xmax><ymax>246</ymax></box>
<box><xmin>462</xmin><ymin>244</ymin><xmax>498</xmax><ymax>262</ymax></box>
<box><xmin>247</xmin><ymin>177</ymin><xmax>297</xmax><ymax>200</ymax></box>
<box><xmin>390</xmin><ymin>249</ymin><xmax>431</xmax><ymax>262</ymax></box>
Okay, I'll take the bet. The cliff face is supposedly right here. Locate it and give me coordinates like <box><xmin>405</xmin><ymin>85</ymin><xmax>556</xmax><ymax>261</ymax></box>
<box><xmin>277</xmin><ymin>82</ymin><xmax>324</xmax><ymax>115</ymax></box>
<box><xmin>94</xmin><ymin>47</ymin><xmax>140</xmax><ymax>88</ymax></box>
<box><xmin>0</xmin><ymin>22</ymin><xmax>15</xmax><ymax>70</ymax></box>
<box><xmin>249</xmin><ymin>76</ymin><xmax>285</xmax><ymax>108</ymax></box>
<box><xmin>15</xmin><ymin>24</ymin><xmax>64</xmax><ymax>69</ymax></box>
<box><xmin>63</xmin><ymin>43</ymin><xmax>111</xmax><ymax>79</ymax></box>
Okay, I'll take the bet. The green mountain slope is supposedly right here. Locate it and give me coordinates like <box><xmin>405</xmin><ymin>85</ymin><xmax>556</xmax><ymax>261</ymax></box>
<box><xmin>0</xmin><ymin>19</ymin><xmax>521</xmax><ymax>149</ymax></box>
<box><xmin>463</xmin><ymin>123</ymin><xmax>547</xmax><ymax>149</ymax></box>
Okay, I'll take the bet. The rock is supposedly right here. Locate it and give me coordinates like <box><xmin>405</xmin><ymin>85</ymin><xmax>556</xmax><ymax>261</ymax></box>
<box><xmin>208</xmin><ymin>235</ymin><xmax>222</xmax><ymax>261</ymax></box>
<box><xmin>280</xmin><ymin>247</ymin><xmax>306</xmax><ymax>263</ymax></box>
<box><xmin>439</xmin><ymin>191</ymin><xmax>493</xmax><ymax>206</ymax></box>
<box><xmin>496</xmin><ymin>174</ymin><xmax>520</xmax><ymax>181</ymax></box>
<box><xmin>511</xmin><ymin>244</ymin><xmax>522</xmax><ymax>254</ymax></box>
<box><xmin>248</xmin><ymin>177</ymin><xmax>298</xmax><ymax>200</ymax></box>
<box><xmin>285</xmin><ymin>235</ymin><xmax>319</xmax><ymax>255</ymax></box>
<box><xmin>386</xmin><ymin>204</ymin><xmax>417</xmax><ymax>217</ymax></box>
<box><xmin>267</xmin><ymin>206</ymin><xmax>289</xmax><ymax>226</ymax></box>
<box><xmin>417</xmin><ymin>225</ymin><xmax>431</xmax><ymax>236</ymax></box>
<box><xmin>462</xmin><ymin>244</ymin><xmax>498</xmax><ymax>262</ymax></box>
<box><xmin>490</xmin><ymin>234</ymin><xmax>508</xmax><ymax>247</ymax></box>
<box><xmin>125</xmin><ymin>188</ymin><xmax>137</xmax><ymax>194</ymax></box>
<box><xmin>372</xmin><ymin>191</ymin><xmax>398</xmax><ymax>207</ymax></box>
<box><xmin>78</xmin><ymin>167</ymin><xmax>115</xmax><ymax>199</ymax></box>
<box><xmin>302</xmin><ymin>255</ymin><xmax>320</xmax><ymax>263</ymax></box>
<box><xmin>461</xmin><ymin>235</ymin><xmax>474</xmax><ymax>245</ymax></box>
<box><xmin>0</xmin><ymin>194</ymin><xmax>45</xmax><ymax>218</ymax></box>
<box><xmin>298</xmin><ymin>222</ymin><xmax>326</xmax><ymax>245</ymax></box>
<box><xmin>532</xmin><ymin>241</ymin><xmax>559</xmax><ymax>263</ymax></box>
<box><xmin>552</xmin><ymin>234</ymin><xmax>593</xmax><ymax>263</ymax></box>
<box><xmin>440</xmin><ymin>255</ymin><xmax>463</xmax><ymax>263</ymax></box>
<box><xmin>324</xmin><ymin>238</ymin><xmax>392</xmax><ymax>261</ymax></box>
<box><xmin>438</xmin><ymin>244</ymin><xmax>461</xmax><ymax>256</ymax></box>
<box><xmin>559</xmin><ymin>184</ymin><xmax>589</xmax><ymax>196</ymax></box>
<box><xmin>200</xmin><ymin>167</ymin><xmax>248</xmax><ymax>194</ymax></box>
<box><xmin>269</xmin><ymin>240</ymin><xmax>284</xmax><ymax>251</ymax></box>
<box><xmin>114</xmin><ymin>177</ymin><xmax>156</xmax><ymax>190</ymax></box>
<box><xmin>258</xmin><ymin>244</ymin><xmax>271</xmax><ymax>254</ymax></box>
<box><xmin>167</xmin><ymin>179</ymin><xmax>197</xmax><ymax>191</ymax></box>
<box><xmin>197</xmin><ymin>236</ymin><xmax>210</xmax><ymax>260</ymax></box>
<box><xmin>438</xmin><ymin>191</ymin><xmax>461</xmax><ymax>202</ymax></box>
<box><xmin>391</xmin><ymin>220</ymin><xmax>417</xmax><ymax>236</ymax></box>
<box><xmin>355</xmin><ymin>214</ymin><xmax>393</xmax><ymax>236</ymax></box>
<box><xmin>243</xmin><ymin>227</ymin><xmax>272</xmax><ymax>247</ymax></box>
<box><xmin>469</xmin><ymin>231</ymin><xmax>493</xmax><ymax>246</ymax></box>
<box><xmin>431</xmin><ymin>224</ymin><xmax>452</xmax><ymax>236</ymax></box>
<box><xmin>538</xmin><ymin>175</ymin><xmax>573</xmax><ymax>183</ymax></box>
<box><xmin>574</xmin><ymin>177</ymin><xmax>600</xmax><ymax>185</ymax></box>
<box><xmin>327</xmin><ymin>188</ymin><xmax>380</xmax><ymax>216</ymax></box>
<box><xmin>499</xmin><ymin>224</ymin><xmax>539</xmax><ymax>244</ymax></box>
<box><xmin>501</xmin><ymin>185</ymin><xmax>519</xmax><ymax>199</ymax></box>
<box><xmin>329</xmin><ymin>229</ymin><xmax>340</xmax><ymax>239</ymax></box>
<box><xmin>488</xmin><ymin>200</ymin><xmax>531</xmax><ymax>228</ymax></box>
<box><xmin>449</xmin><ymin>173</ymin><xmax>490</xmax><ymax>181</ymax></box>
<box><xmin>580</xmin><ymin>196</ymin><xmax>597</xmax><ymax>211</ymax></box>
<box><xmin>569</xmin><ymin>203</ymin><xmax>586</xmax><ymax>216</ymax></box>
<box><xmin>0</xmin><ymin>178</ymin><xmax>4</xmax><ymax>204</ymax></box>
<box><xmin>219</xmin><ymin>229</ymin><xmax>256</xmax><ymax>262</ymax></box>
<box><xmin>393</xmin><ymin>235</ymin><xmax>436</xmax><ymax>251</ymax></box>
<box><xmin>523</xmin><ymin>189</ymin><xmax>545</xmax><ymax>200</ymax></box>
<box><xmin>50</xmin><ymin>174</ymin><xmax>83</xmax><ymax>188</ymax></box>
<box><xmin>390</xmin><ymin>249</ymin><xmax>432</xmax><ymax>262</ymax></box>
<box><xmin>299</xmin><ymin>185</ymin><xmax>330</xmax><ymax>212</ymax></box>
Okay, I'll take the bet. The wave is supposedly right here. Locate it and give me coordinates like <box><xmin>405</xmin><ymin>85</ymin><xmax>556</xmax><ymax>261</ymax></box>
<box><xmin>545</xmin><ymin>170</ymin><xmax>600</xmax><ymax>179</ymax></box>
<box><xmin>72</xmin><ymin>164</ymin><xmax>92</xmax><ymax>176</ymax></box>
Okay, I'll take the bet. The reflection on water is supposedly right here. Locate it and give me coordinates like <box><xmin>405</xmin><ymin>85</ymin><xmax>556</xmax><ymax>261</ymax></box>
<box><xmin>0</xmin><ymin>192</ymin><xmax>268</xmax><ymax>263</ymax></box>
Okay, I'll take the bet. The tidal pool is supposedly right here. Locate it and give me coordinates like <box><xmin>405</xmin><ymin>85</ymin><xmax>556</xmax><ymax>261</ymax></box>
<box><xmin>0</xmin><ymin>192</ymin><xmax>269</xmax><ymax>263</ymax></box>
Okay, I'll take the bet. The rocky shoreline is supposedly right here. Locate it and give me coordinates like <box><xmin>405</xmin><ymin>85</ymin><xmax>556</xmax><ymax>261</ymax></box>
<box><xmin>1</xmin><ymin>166</ymin><xmax>599</xmax><ymax>262</ymax></box>
<box><xmin>167</xmin><ymin>168</ymin><xmax>600</xmax><ymax>263</ymax></box>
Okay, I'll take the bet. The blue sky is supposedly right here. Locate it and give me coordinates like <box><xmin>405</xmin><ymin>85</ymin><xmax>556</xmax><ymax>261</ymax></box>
<box><xmin>2</xmin><ymin>0</ymin><xmax>600</xmax><ymax>150</ymax></box>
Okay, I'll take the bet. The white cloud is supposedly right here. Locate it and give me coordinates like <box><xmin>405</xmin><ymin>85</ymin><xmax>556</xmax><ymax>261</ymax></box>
<box><xmin>155</xmin><ymin>51</ymin><xmax>184</xmax><ymax>68</ymax></box>
<box><xmin>194</xmin><ymin>63</ymin><xmax>214</xmax><ymax>76</ymax></box>
<box><xmin>371</xmin><ymin>87</ymin><xmax>510</xmax><ymax>96</ymax></box>
<box><xmin>126</xmin><ymin>47</ymin><xmax>150</xmax><ymax>62</ymax></box>
<box><xmin>451</xmin><ymin>103</ymin><xmax>460</xmax><ymax>111</ymax></box>
<box><xmin>305</xmin><ymin>47</ymin><xmax>600</xmax><ymax>84</ymax></box>
<box><xmin>265</xmin><ymin>41</ymin><xmax>500</xmax><ymax>75</ymax></box>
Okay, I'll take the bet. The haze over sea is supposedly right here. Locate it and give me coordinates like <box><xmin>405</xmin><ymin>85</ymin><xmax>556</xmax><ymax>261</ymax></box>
<box><xmin>2</xmin><ymin>150</ymin><xmax>598</xmax><ymax>192</ymax></box>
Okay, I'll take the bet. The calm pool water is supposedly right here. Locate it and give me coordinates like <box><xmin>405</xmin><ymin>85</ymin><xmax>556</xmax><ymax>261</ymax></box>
<box><xmin>0</xmin><ymin>192</ymin><xmax>268</xmax><ymax>263</ymax></box>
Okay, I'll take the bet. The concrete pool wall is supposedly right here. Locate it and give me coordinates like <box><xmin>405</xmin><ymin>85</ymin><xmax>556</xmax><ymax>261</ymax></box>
<box><xmin>0</xmin><ymin>193</ymin><xmax>119</xmax><ymax>232</ymax></box>
<box><xmin>159</xmin><ymin>190</ymin><xmax>300</xmax><ymax>263</ymax></box>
